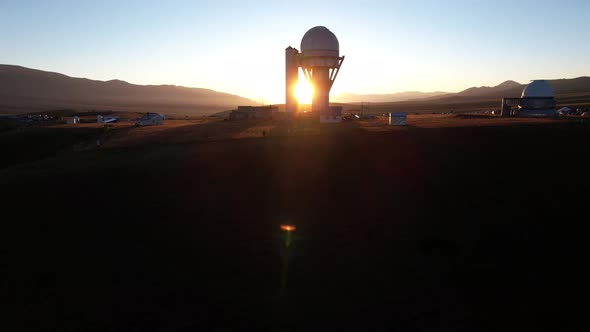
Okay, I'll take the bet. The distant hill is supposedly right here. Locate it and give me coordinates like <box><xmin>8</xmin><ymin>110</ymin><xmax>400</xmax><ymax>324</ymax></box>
<box><xmin>452</xmin><ymin>80</ymin><xmax>522</xmax><ymax>97</ymax></box>
<box><xmin>422</xmin><ymin>77</ymin><xmax>590</xmax><ymax>102</ymax></box>
<box><xmin>338</xmin><ymin>77</ymin><xmax>590</xmax><ymax>115</ymax></box>
<box><xmin>0</xmin><ymin>65</ymin><xmax>259</xmax><ymax>115</ymax></box>
<box><xmin>336</xmin><ymin>78</ymin><xmax>590</xmax><ymax>106</ymax></box>
<box><xmin>332</xmin><ymin>91</ymin><xmax>448</xmax><ymax>103</ymax></box>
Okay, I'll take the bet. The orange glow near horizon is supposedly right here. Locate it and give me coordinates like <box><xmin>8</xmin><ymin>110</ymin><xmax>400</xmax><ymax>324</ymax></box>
<box><xmin>295</xmin><ymin>79</ymin><xmax>313</xmax><ymax>105</ymax></box>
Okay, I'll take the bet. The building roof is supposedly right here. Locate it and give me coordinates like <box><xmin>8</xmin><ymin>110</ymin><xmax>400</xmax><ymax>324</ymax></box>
<box><xmin>301</xmin><ymin>26</ymin><xmax>339</xmax><ymax>57</ymax></box>
<box><xmin>139</xmin><ymin>113</ymin><xmax>164</xmax><ymax>120</ymax></box>
<box><xmin>522</xmin><ymin>80</ymin><xmax>555</xmax><ymax>98</ymax></box>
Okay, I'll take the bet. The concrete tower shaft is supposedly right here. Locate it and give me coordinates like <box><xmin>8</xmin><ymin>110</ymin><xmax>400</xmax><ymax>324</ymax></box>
<box><xmin>285</xmin><ymin>47</ymin><xmax>299</xmax><ymax>114</ymax></box>
<box><xmin>301</xmin><ymin>64</ymin><xmax>344</xmax><ymax>114</ymax></box>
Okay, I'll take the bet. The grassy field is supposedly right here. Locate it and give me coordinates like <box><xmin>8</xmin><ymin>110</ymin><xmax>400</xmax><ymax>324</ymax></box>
<box><xmin>3</xmin><ymin>114</ymin><xmax>587</xmax><ymax>331</ymax></box>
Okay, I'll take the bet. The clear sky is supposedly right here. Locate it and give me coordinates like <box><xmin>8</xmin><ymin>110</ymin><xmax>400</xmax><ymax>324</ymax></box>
<box><xmin>1</xmin><ymin>0</ymin><xmax>589</xmax><ymax>103</ymax></box>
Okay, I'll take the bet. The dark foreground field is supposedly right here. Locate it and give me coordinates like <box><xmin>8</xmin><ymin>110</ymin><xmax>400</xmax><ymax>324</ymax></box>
<box><xmin>3</xmin><ymin>116</ymin><xmax>588</xmax><ymax>331</ymax></box>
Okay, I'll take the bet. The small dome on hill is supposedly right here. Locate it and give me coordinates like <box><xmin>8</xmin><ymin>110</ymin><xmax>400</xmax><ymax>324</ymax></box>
<box><xmin>522</xmin><ymin>80</ymin><xmax>554</xmax><ymax>98</ymax></box>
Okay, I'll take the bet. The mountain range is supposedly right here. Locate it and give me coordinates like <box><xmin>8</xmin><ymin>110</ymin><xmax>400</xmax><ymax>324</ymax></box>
<box><xmin>1</xmin><ymin>64</ymin><xmax>589</xmax><ymax>115</ymax></box>
<box><xmin>332</xmin><ymin>91</ymin><xmax>448</xmax><ymax>103</ymax></box>
<box><xmin>334</xmin><ymin>77</ymin><xmax>590</xmax><ymax>104</ymax></box>
<box><xmin>425</xmin><ymin>77</ymin><xmax>590</xmax><ymax>102</ymax></box>
<box><xmin>338</xmin><ymin>77</ymin><xmax>590</xmax><ymax>115</ymax></box>
<box><xmin>0</xmin><ymin>65</ymin><xmax>258</xmax><ymax>115</ymax></box>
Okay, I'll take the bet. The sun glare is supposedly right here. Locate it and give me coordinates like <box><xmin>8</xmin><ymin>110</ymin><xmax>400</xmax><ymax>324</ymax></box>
<box><xmin>295</xmin><ymin>79</ymin><xmax>313</xmax><ymax>105</ymax></box>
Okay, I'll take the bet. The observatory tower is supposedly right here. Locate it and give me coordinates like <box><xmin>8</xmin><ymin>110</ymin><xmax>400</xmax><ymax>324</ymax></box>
<box><xmin>285</xmin><ymin>26</ymin><xmax>344</xmax><ymax>122</ymax></box>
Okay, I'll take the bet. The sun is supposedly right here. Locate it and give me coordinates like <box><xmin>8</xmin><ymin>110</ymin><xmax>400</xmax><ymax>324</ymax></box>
<box><xmin>295</xmin><ymin>79</ymin><xmax>313</xmax><ymax>105</ymax></box>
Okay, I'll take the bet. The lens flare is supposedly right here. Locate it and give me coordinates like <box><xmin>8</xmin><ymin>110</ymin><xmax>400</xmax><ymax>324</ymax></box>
<box><xmin>280</xmin><ymin>225</ymin><xmax>296</xmax><ymax>232</ymax></box>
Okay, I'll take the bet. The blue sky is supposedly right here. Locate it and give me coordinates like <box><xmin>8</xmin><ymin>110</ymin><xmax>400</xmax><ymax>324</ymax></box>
<box><xmin>1</xmin><ymin>0</ymin><xmax>588</xmax><ymax>103</ymax></box>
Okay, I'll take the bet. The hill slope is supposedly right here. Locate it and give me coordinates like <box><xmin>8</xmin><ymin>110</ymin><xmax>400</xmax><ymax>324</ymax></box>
<box><xmin>0</xmin><ymin>65</ymin><xmax>259</xmax><ymax>115</ymax></box>
<box><xmin>452</xmin><ymin>80</ymin><xmax>523</xmax><ymax>98</ymax></box>
<box><xmin>424</xmin><ymin>77</ymin><xmax>590</xmax><ymax>102</ymax></box>
<box><xmin>341</xmin><ymin>77</ymin><xmax>590</xmax><ymax>115</ymax></box>
<box><xmin>333</xmin><ymin>77</ymin><xmax>590</xmax><ymax>104</ymax></box>
<box><xmin>332</xmin><ymin>91</ymin><xmax>448</xmax><ymax>103</ymax></box>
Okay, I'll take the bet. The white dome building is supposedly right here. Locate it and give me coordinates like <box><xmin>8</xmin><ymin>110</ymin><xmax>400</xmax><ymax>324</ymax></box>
<box><xmin>300</xmin><ymin>26</ymin><xmax>340</xmax><ymax>57</ymax></box>
<box><xmin>521</xmin><ymin>80</ymin><xmax>555</xmax><ymax>98</ymax></box>
<box><xmin>516</xmin><ymin>80</ymin><xmax>557</xmax><ymax>117</ymax></box>
<box><xmin>501</xmin><ymin>80</ymin><xmax>557</xmax><ymax>117</ymax></box>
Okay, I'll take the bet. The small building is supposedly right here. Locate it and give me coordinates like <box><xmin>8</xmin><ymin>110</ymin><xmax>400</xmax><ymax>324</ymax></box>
<box><xmin>229</xmin><ymin>105</ymin><xmax>278</xmax><ymax>120</ymax></box>
<box><xmin>557</xmin><ymin>107</ymin><xmax>571</xmax><ymax>115</ymax></box>
<box><xmin>320</xmin><ymin>106</ymin><xmax>342</xmax><ymax>123</ymax></box>
<box><xmin>389</xmin><ymin>112</ymin><xmax>407</xmax><ymax>125</ymax></box>
<box><xmin>500</xmin><ymin>80</ymin><xmax>557</xmax><ymax>117</ymax></box>
<box><xmin>66</xmin><ymin>116</ymin><xmax>80</xmax><ymax>124</ymax></box>
<box><xmin>97</xmin><ymin>115</ymin><xmax>120</xmax><ymax>123</ymax></box>
<box><xmin>135</xmin><ymin>112</ymin><xmax>164</xmax><ymax>126</ymax></box>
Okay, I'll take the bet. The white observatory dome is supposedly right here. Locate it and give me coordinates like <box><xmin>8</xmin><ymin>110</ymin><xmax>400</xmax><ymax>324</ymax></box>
<box><xmin>301</xmin><ymin>26</ymin><xmax>339</xmax><ymax>57</ymax></box>
<box><xmin>521</xmin><ymin>80</ymin><xmax>555</xmax><ymax>98</ymax></box>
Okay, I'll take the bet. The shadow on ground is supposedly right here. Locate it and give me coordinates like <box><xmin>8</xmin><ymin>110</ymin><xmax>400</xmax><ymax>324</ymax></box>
<box><xmin>3</xmin><ymin>119</ymin><xmax>587</xmax><ymax>331</ymax></box>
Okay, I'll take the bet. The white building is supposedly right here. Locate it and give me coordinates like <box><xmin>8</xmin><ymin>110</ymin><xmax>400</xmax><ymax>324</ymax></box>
<box><xmin>501</xmin><ymin>80</ymin><xmax>557</xmax><ymax>117</ymax></box>
<box><xmin>66</xmin><ymin>116</ymin><xmax>80</xmax><ymax>124</ymax></box>
<box><xmin>320</xmin><ymin>106</ymin><xmax>343</xmax><ymax>123</ymax></box>
<box><xmin>389</xmin><ymin>112</ymin><xmax>407</xmax><ymax>126</ymax></box>
<box><xmin>229</xmin><ymin>106</ymin><xmax>278</xmax><ymax>120</ymax></box>
<box><xmin>135</xmin><ymin>113</ymin><xmax>164</xmax><ymax>126</ymax></box>
<box><xmin>518</xmin><ymin>80</ymin><xmax>557</xmax><ymax>117</ymax></box>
